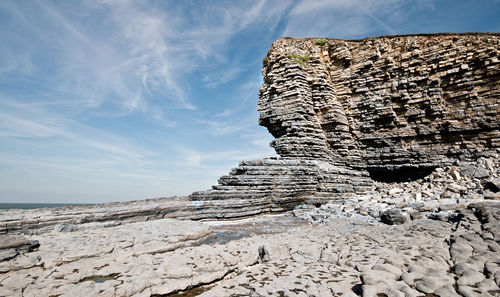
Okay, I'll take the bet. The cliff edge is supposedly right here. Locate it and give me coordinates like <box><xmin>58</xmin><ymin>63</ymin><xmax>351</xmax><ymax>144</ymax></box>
<box><xmin>192</xmin><ymin>33</ymin><xmax>500</xmax><ymax>211</ymax></box>
<box><xmin>259</xmin><ymin>34</ymin><xmax>499</xmax><ymax>171</ymax></box>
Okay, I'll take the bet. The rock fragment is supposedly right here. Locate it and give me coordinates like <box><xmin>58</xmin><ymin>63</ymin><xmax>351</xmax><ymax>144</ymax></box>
<box><xmin>380</xmin><ymin>209</ymin><xmax>408</xmax><ymax>225</ymax></box>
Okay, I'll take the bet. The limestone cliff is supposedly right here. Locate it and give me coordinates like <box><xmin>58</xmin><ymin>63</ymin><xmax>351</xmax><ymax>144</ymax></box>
<box><xmin>259</xmin><ymin>33</ymin><xmax>499</xmax><ymax>171</ymax></box>
<box><xmin>191</xmin><ymin>33</ymin><xmax>499</xmax><ymax>213</ymax></box>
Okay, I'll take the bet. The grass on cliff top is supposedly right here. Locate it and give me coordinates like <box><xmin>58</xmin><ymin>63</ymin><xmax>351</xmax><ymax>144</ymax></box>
<box><xmin>315</xmin><ymin>39</ymin><xmax>327</xmax><ymax>46</ymax></box>
<box><xmin>287</xmin><ymin>53</ymin><xmax>310</xmax><ymax>66</ymax></box>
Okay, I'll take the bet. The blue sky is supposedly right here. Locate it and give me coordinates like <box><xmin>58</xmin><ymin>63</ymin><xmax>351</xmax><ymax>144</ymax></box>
<box><xmin>0</xmin><ymin>0</ymin><xmax>499</xmax><ymax>203</ymax></box>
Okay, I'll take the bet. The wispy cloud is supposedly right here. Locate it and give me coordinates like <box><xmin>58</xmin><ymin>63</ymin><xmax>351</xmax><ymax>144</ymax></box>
<box><xmin>177</xmin><ymin>146</ymin><xmax>275</xmax><ymax>168</ymax></box>
<box><xmin>0</xmin><ymin>98</ymin><xmax>150</xmax><ymax>162</ymax></box>
<box><xmin>198</xmin><ymin>119</ymin><xmax>252</xmax><ymax>136</ymax></box>
<box><xmin>284</xmin><ymin>0</ymin><xmax>411</xmax><ymax>37</ymax></box>
<box><xmin>215</xmin><ymin>77</ymin><xmax>261</xmax><ymax>117</ymax></box>
<box><xmin>0</xmin><ymin>0</ymin><xmax>293</xmax><ymax>119</ymax></box>
<box><xmin>202</xmin><ymin>66</ymin><xmax>244</xmax><ymax>88</ymax></box>
<box><xmin>1</xmin><ymin>0</ymin><xmax>198</xmax><ymax>118</ymax></box>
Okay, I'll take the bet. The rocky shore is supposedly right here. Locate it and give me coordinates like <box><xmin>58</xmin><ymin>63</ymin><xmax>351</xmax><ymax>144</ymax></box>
<box><xmin>1</xmin><ymin>155</ymin><xmax>499</xmax><ymax>296</ymax></box>
<box><xmin>1</xmin><ymin>33</ymin><xmax>499</xmax><ymax>296</ymax></box>
<box><xmin>1</xmin><ymin>201</ymin><xmax>499</xmax><ymax>296</ymax></box>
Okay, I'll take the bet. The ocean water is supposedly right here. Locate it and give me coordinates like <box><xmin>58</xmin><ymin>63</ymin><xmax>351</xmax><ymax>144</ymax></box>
<box><xmin>0</xmin><ymin>203</ymin><xmax>85</xmax><ymax>210</ymax></box>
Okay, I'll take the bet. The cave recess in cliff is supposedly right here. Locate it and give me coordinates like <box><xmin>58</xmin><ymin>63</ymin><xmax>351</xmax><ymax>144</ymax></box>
<box><xmin>367</xmin><ymin>166</ymin><xmax>437</xmax><ymax>183</ymax></box>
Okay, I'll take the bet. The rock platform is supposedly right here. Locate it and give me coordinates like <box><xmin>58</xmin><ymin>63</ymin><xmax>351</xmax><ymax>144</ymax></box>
<box><xmin>1</xmin><ymin>200</ymin><xmax>499</xmax><ymax>296</ymax></box>
<box><xmin>1</xmin><ymin>154</ymin><xmax>499</xmax><ymax>296</ymax></box>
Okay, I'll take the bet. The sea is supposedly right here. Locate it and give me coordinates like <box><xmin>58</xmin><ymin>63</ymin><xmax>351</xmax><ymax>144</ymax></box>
<box><xmin>0</xmin><ymin>203</ymin><xmax>87</xmax><ymax>210</ymax></box>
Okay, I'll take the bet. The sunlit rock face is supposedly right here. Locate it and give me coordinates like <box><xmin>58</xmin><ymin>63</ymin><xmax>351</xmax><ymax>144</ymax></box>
<box><xmin>192</xmin><ymin>33</ymin><xmax>499</xmax><ymax>214</ymax></box>
<box><xmin>259</xmin><ymin>34</ymin><xmax>500</xmax><ymax>168</ymax></box>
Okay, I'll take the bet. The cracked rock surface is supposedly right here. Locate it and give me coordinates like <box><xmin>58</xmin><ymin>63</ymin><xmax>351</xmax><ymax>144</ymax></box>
<box><xmin>198</xmin><ymin>203</ymin><xmax>499</xmax><ymax>297</ymax></box>
<box><xmin>1</xmin><ymin>202</ymin><xmax>499</xmax><ymax>297</ymax></box>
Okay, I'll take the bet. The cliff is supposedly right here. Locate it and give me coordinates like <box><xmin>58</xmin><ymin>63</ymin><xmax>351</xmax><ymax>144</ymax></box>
<box><xmin>191</xmin><ymin>33</ymin><xmax>500</xmax><ymax>210</ymax></box>
<box><xmin>259</xmin><ymin>33</ymin><xmax>499</xmax><ymax>171</ymax></box>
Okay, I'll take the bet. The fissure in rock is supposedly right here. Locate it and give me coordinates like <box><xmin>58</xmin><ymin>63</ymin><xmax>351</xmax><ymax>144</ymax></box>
<box><xmin>367</xmin><ymin>166</ymin><xmax>437</xmax><ymax>183</ymax></box>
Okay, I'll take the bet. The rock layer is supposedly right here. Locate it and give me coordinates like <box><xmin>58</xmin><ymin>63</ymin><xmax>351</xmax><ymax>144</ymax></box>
<box><xmin>191</xmin><ymin>158</ymin><xmax>372</xmax><ymax>207</ymax></box>
<box><xmin>193</xmin><ymin>33</ymin><xmax>500</xmax><ymax>207</ymax></box>
<box><xmin>259</xmin><ymin>34</ymin><xmax>500</xmax><ymax>168</ymax></box>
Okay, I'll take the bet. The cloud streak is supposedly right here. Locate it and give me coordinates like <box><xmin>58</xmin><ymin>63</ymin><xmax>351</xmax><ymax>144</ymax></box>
<box><xmin>1</xmin><ymin>0</ymin><xmax>198</xmax><ymax>117</ymax></box>
<box><xmin>0</xmin><ymin>98</ymin><xmax>150</xmax><ymax>162</ymax></box>
<box><xmin>284</xmin><ymin>0</ymin><xmax>413</xmax><ymax>37</ymax></box>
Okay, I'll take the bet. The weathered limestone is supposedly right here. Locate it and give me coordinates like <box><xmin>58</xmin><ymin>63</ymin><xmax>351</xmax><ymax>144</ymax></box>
<box><xmin>196</xmin><ymin>201</ymin><xmax>500</xmax><ymax>297</ymax></box>
<box><xmin>0</xmin><ymin>218</ymin><xmax>259</xmax><ymax>297</ymax></box>
<box><xmin>260</xmin><ymin>34</ymin><xmax>499</xmax><ymax>168</ymax></box>
<box><xmin>193</xmin><ymin>33</ymin><xmax>500</xmax><ymax>209</ymax></box>
<box><xmin>1</xmin><ymin>200</ymin><xmax>499</xmax><ymax>296</ymax></box>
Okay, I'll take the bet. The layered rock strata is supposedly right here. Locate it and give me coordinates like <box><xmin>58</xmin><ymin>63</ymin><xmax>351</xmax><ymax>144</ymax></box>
<box><xmin>259</xmin><ymin>33</ymin><xmax>499</xmax><ymax>167</ymax></box>
<box><xmin>191</xmin><ymin>159</ymin><xmax>372</xmax><ymax>207</ymax></box>
<box><xmin>192</xmin><ymin>33</ymin><xmax>500</xmax><ymax>208</ymax></box>
<box><xmin>0</xmin><ymin>196</ymin><xmax>302</xmax><ymax>235</ymax></box>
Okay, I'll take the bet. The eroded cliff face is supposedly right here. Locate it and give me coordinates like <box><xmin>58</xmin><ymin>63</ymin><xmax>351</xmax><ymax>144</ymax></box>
<box><xmin>259</xmin><ymin>34</ymin><xmax>500</xmax><ymax>170</ymax></box>
<box><xmin>191</xmin><ymin>33</ymin><xmax>499</xmax><ymax>213</ymax></box>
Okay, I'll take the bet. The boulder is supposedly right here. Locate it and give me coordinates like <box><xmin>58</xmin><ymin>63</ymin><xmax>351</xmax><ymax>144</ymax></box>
<box><xmin>380</xmin><ymin>209</ymin><xmax>408</xmax><ymax>225</ymax></box>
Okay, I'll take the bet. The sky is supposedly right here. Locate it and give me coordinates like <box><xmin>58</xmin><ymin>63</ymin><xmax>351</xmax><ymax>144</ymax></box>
<box><xmin>0</xmin><ymin>0</ymin><xmax>499</xmax><ymax>204</ymax></box>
